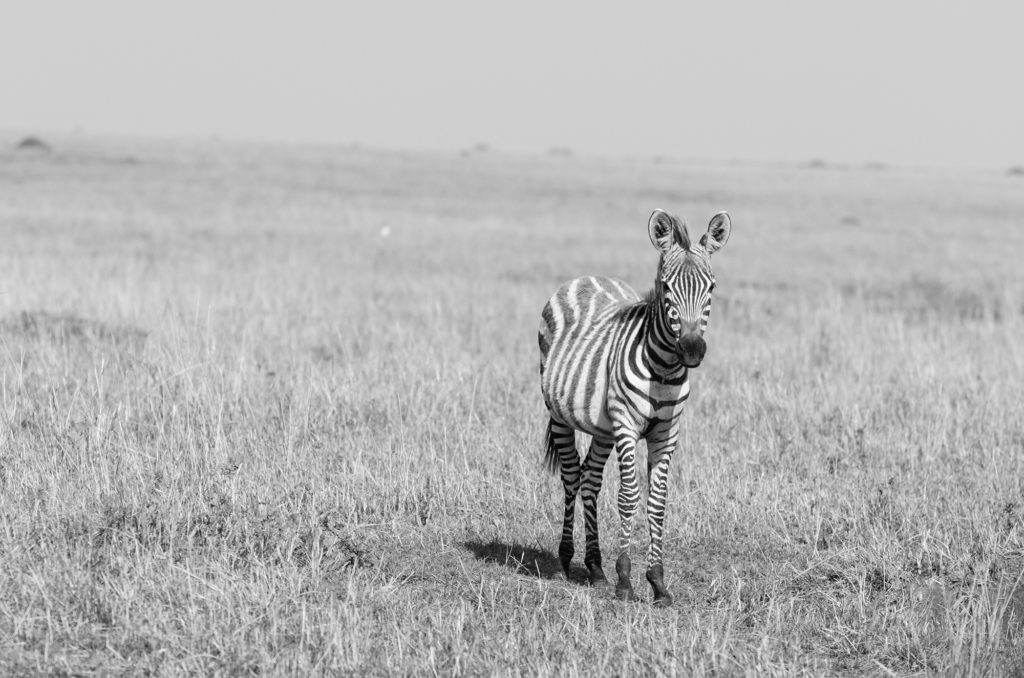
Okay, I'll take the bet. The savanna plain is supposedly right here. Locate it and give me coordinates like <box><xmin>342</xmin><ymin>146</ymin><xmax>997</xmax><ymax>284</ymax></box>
<box><xmin>1</xmin><ymin>135</ymin><xmax>1023</xmax><ymax>676</ymax></box>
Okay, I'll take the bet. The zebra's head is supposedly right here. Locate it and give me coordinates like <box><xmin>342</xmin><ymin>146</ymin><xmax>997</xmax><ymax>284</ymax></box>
<box><xmin>648</xmin><ymin>209</ymin><xmax>731</xmax><ymax>368</ymax></box>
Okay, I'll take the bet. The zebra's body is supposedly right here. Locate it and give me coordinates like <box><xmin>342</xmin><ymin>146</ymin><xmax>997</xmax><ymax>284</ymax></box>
<box><xmin>539</xmin><ymin>276</ymin><xmax>689</xmax><ymax>438</ymax></box>
<box><xmin>538</xmin><ymin>209</ymin><xmax>731</xmax><ymax>607</ymax></box>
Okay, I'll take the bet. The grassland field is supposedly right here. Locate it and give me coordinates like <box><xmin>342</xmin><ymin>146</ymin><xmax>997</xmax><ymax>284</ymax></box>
<box><xmin>1</xmin><ymin>134</ymin><xmax>1023</xmax><ymax>675</ymax></box>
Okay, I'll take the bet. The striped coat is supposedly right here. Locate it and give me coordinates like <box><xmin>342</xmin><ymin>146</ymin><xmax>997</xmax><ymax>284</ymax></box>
<box><xmin>539</xmin><ymin>275</ymin><xmax>689</xmax><ymax>440</ymax></box>
<box><xmin>538</xmin><ymin>209</ymin><xmax>731</xmax><ymax>607</ymax></box>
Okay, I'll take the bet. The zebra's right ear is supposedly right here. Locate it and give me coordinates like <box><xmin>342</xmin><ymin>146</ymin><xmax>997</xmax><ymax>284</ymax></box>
<box><xmin>648</xmin><ymin>209</ymin><xmax>690</xmax><ymax>252</ymax></box>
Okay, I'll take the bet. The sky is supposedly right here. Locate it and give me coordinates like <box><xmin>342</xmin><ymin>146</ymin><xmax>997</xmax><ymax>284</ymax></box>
<box><xmin>2</xmin><ymin>1</ymin><xmax>1022</xmax><ymax>168</ymax></box>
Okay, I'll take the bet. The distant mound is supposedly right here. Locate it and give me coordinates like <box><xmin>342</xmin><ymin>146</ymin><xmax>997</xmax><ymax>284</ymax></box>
<box><xmin>460</xmin><ymin>142</ymin><xmax>493</xmax><ymax>158</ymax></box>
<box><xmin>16</xmin><ymin>136</ymin><xmax>52</xmax><ymax>152</ymax></box>
<box><xmin>1008</xmin><ymin>165</ymin><xmax>1024</xmax><ymax>177</ymax></box>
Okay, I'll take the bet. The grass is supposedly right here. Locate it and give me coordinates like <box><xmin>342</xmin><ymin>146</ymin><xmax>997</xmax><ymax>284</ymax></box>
<box><xmin>1</xmin><ymin>134</ymin><xmax>1023</xmax><ymax>675</ymax></box>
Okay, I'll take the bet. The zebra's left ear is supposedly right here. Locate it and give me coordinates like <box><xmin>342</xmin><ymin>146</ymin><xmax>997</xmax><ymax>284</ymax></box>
<box><xmin>700</xmin><ymin>212</ymin><xmax>731</xmax><ymax>255</ymax></box>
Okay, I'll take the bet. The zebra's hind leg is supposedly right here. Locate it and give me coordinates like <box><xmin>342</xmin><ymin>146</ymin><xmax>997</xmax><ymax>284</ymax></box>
<box><xmin>580</xmin><ymin>437</ymin><xmax>613</xmax><ymax>587</ymax></box>
<box><xmin>547</xmin><ymin>419</ymin><xmax>581</xmax><ymax>576</ymax></box>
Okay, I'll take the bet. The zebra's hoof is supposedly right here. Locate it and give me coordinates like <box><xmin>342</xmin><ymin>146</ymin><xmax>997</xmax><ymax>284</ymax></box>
<box><xmin>614</xmin><ymin>553</ymin><xmax>634</xmax><ymax>601</ymax></box>
<box><xmin>652</xmin><ymin>592</ymin><xmax>674</xmax><ymax>608</ymax></box>
<box><xmin>646</xmin><ymin>565</ymin><xmax>672</xmax><ymax>608</ymax></box>
<box><xmin>585</xmin><ymin>557</ymin><xmax>609</xmax><ymax>588</ymax></box>
<box><xmin>615</xmin><ymin>582</ymin><xmax>636</xmax><ymax>601</ymax></box>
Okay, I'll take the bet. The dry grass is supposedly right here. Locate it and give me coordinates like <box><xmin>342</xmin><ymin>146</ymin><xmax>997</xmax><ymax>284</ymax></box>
<box><xmin>1</xmin><ymin>135</ymin><xmax>1023</xmax><ymax>675</ymax></box>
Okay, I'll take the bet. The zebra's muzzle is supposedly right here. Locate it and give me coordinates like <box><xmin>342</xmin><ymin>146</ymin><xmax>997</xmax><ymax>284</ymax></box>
<box><xmin>677</xmin><ymin>333</ymin><xmax>706</xmax><ymax>368</ymax></box>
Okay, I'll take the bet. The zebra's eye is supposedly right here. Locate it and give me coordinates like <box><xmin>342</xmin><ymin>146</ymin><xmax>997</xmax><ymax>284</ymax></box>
<box><xmin>667</xmin><ymin>307</ymin><xmax>679</xmax><ymax>320</ymax></box>
<box><xmin>709</xmin><ymin>282</ymin><xmax>716</xmax><ymax>294</ymax></box>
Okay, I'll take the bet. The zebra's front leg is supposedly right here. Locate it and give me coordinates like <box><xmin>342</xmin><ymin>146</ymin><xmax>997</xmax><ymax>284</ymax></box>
<box><xmin>580</xmin><ymin>437</ymin><xmax>613</xmax><ymax>587</ymax></box>
<box><xmin>612</xmin><ymin>427</ymin><xmax>641</xmax><ymax>601</ymax></box>
<box><xmin>645</xmin><ymin>427</ymin><xmax>679</xmax><ymax>607</ymax></box>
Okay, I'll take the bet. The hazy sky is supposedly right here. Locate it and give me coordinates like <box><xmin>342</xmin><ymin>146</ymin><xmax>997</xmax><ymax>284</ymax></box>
<box><xmin>3</xmin><ymin>2</ymin><xmax>1021</xmax><ymax>167</ymax></box>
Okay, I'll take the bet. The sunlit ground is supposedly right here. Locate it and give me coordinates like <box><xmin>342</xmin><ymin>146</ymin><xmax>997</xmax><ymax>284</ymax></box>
<box><xmin>1</xmin><ymin>135</ymin><xmax>1023</xmax><ymax>674</ymax></box>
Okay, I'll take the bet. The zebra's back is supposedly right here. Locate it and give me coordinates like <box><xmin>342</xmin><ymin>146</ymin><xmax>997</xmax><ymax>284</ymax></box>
<box><xmin>538</xmin><ymin>276</ymin><xmax>641</xmax><ymax>437</ymax></box>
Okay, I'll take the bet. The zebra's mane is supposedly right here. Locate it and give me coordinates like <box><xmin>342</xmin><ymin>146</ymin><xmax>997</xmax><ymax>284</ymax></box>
<box><xmin>643</xmin><ymin>280</ymin><xmax>667</xmax><ymax>307</ymax></box>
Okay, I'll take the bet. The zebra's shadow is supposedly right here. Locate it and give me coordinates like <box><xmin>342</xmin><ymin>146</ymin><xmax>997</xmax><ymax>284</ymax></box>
<box><xmin>462</xmin><ymin>539</ymin><xmax>589</xmax><ymax>584</ymax></box>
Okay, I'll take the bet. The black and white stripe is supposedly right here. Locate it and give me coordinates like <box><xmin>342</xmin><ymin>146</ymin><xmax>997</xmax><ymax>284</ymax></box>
<box><xmin>538</xmin><ymin>209</ymin><xmax>731</xmax><ymax>607</ymax></box>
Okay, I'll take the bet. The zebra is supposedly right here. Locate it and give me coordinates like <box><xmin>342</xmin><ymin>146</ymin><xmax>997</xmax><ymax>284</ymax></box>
<box><xmin>537</xmin><ymin>209</ymin><xmax>731</xmax><ymax>607</ymax></box>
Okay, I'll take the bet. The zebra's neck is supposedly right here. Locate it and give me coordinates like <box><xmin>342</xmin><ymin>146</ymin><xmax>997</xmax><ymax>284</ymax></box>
<box><xmin>642</xmin><ymin>292</ymin><xmax>686</xmax><ymax>378</ymax></box>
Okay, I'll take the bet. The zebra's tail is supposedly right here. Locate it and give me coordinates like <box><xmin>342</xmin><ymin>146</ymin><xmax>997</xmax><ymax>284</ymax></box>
<box><xmin>543</xmin><ymin>418</ymin><xmax>561</xmax><ymax>475</ymax></box>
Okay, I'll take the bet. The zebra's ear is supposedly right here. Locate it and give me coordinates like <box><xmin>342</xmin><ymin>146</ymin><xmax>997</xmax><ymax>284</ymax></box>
<box><xmin>648</xmin><ymin>209</ymin><xmax>690</xmax><ymax>252</ymax></box>
<box><xmin>700</xmin><ymin>212</ymin><xmax>731</xmax><ymax>255</ymax></box>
